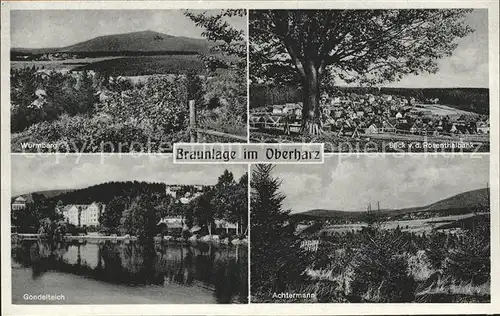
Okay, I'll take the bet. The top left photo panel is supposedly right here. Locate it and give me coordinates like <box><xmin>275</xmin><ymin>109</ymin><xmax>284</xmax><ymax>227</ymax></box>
<box><xmin>9</xmin><ymin>9</ymin><xmax>248</xmax><ymax>153</ymax></box>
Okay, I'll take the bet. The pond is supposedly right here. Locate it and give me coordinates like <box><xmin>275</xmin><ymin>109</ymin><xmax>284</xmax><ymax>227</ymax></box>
<box><xmin>11</xmin><ymin>240</ymin><xmax>248</xmax><ymax>304</ymax></box>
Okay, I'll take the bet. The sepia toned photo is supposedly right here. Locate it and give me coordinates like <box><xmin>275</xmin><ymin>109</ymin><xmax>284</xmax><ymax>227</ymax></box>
<box><xmin>10</xmin><ymin>155</ymin><xmax>248</xmax><ymax>304</ymax></box>
<box><xmin>251</xmin><ymin>155</ymin><xmax>490</xmax><ymax>303</ymax></box>
<box><xmin>249</xmin><ymin>9</ymin><xmax>490</xmax><ymax>152</ymax></box>
<box><xmin>10</xmin><ymin>9</ymin><xmax>248</xmax><ymax>153</ymax></box>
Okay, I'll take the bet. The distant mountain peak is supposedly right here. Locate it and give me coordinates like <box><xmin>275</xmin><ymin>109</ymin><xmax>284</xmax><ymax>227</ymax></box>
<box><xmin>292</xmin><ymin>187</ymin><xmax>489</xmax><ymax>219</ymax></box>
<box><xmin>12</xmin><ymin>30</ymin><xmax>211</xmax><ymax>54</ymax></box>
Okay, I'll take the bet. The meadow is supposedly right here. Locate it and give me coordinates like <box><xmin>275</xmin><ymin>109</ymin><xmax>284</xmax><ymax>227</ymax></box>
<box><xmin>72</xmin><ymin>55</ymin><xmax>204</xmax><ymax>76</ymax></box>
<box><xmin>11</xmin><ymin>55</ymin><xmax>204</xmax><ymax>76</ymax></box>
<box><xmin>10</xmin><ymin>57</ymin><xmax>119</xmax><ymax>71</ymax></box>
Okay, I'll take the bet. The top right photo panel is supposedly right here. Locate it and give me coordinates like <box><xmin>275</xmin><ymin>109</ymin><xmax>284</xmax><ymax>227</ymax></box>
<box><xmin>249</xmin><ymin>9</ymin><xmax>489</xmax><ymax>153</ymax></box>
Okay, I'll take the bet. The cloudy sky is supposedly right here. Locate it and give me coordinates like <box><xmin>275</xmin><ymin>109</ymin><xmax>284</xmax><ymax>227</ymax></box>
<box><xmin>269</xmin><ymin>155</ymin><xmax>489</xmax><ymax>213</ymax></box>
<box><xmin>11</xmin><ymin>155</ymin><xmax>247</xmax><ymax>196</ymax></box>
<box><xmin>386</xmin><ymin>9</ymin><xmax>489</xmax><ymax>89</ymax></box>
<box><xmin>10</xmin><ymin>9</ymin><xmax>247</xmax><ymax>48</ymax></box>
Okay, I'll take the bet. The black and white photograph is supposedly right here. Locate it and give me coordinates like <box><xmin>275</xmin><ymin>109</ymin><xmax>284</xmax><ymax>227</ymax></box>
<box><xmin>251</xmin><ymin>155</ymin><xmax>490</xmax><ymax>303</ymax></box>
<box><xmin>249</xmin><ymin>9</ymin><xmax>490</xmax><ymax>152</ymax></box>
<box><xmin>10</xmin><ymin>155</ymin><xmax>249</xmax><ymax>304</ymax></box>
<box><xmin>2</xmin><ymin>1</ymin><xmax>499</xmax><ymax>315</ymax></box>
<box><xmin>10</xmin><ymin>9</ymin><xmax>248</xmax><ymax>153</ymax></box>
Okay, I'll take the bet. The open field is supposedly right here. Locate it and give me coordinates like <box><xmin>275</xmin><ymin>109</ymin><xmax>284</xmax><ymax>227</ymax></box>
<box><xmin>314</xmin><ymin>213</ymin><xmax>486</xmax><ymax>235</ymax></box>
<box><xmin>11</xmin><ymin>57</ymin><xmax>120</xmax><ymax>71</ymax></box>
<box><xmin>11</xmin><ymin>55</ymin><xmax>204</xmax><ymax>76</ymax></box>
<box><xmin>415</xmin><ymin>103</ymin><xmax>480</xmax><ymax>118</ymax></box>
<box><xmin>73</xmin><ymin>55</ymin><xmax>204</xmax><ymax>76</ymax></box>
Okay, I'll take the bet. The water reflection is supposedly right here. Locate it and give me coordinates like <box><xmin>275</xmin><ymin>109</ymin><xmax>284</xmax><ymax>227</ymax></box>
<box><xmin>12</xmin><ymin>240</ymin><xmax>248</xmax><ymax>303</ymax></box>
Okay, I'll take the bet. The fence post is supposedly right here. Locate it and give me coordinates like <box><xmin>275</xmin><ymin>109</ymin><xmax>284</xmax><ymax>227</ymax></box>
<box><xmin>189</xmin><ymin>100</ymin><xmax>196</xmax><ymax>142</ymax></box>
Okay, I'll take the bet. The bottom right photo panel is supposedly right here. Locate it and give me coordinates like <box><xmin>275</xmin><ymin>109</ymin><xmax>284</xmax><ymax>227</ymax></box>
<box><xmin>250</xmin><ymin>154</ymin><xmax>490</xmax><ymax>303</ymax></box>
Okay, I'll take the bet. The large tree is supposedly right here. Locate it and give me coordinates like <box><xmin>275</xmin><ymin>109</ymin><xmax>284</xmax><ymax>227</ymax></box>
<box><xmin>211</xmin><ymin>171</ymin><xmax>248</xmax><ymax>235</ymax></box>
<box><xmin>184</xmin><ymin>9</ymin><xmax>248</xmax><ymax>119</ymax></box>
<box><xmin>99</xmin><ymin>196</ymin><xmax>128</xmax><ymax>230</ymax></box>
<box><xmin>250</xmin><ymin>9</ymin><xmax>474</xmax><ymax>134</ymax></box>
<box><xmin>184</xmin><ymin>9</ymin><xmax>247</xmax><ymax>71</ymax></box>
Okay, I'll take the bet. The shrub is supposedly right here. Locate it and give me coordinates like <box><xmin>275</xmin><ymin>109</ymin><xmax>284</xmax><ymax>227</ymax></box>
<box><xmin>444</xmin><ymin>222</ymin><xmax>490</xmax><ymax>285</ymax></box>
<box><xmin>198</xmin><ymin>106</ymin><xmax>247</xmax><ymax>138</ymax></box>
<box><xmin>350</xmin><ymin>230</ymin><xmax>416</xmax><ymax>302</ymax></box>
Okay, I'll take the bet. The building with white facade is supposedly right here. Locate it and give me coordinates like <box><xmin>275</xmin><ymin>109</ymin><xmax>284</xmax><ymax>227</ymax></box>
<box><xmin>80</xmin><ymin>202</ymin><xmax>105</xmax><ymax>227</ymax></box>
<box><xmin>11</xmin><ymin>196</ymin><xmax>27</xmax><ymax>210</ymax></box>
<box><xmin>63</xmin><ymin>202</ymin><xmax>105</xmax><ymax>227</ymax></box>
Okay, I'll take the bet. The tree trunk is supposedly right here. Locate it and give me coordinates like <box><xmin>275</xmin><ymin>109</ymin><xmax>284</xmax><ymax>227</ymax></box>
<box><xmin>300</xmin><ymin>62</ymin><xmax>322</xmax><ymax>135</ymax></box>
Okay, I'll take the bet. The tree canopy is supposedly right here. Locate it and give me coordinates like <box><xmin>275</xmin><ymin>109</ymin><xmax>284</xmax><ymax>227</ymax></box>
<box><xmin>250</xmin><ymin>9</ymin><xmax>473</xmax><ymax>85</ymax></box>
<box><xmin>184</xmin><ymin>9</ymin><xmax>247</xmax><ymax>71</ymax></box>
<box><xmin>250</xmin><ymin>9</ymin><xmax>474</xmax><ymax>133</ymax></box>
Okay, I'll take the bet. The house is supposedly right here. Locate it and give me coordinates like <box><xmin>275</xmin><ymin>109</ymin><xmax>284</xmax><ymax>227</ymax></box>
<box><xmin>410</xmin><ymin>122</ymin><xmax>425</xmax><ymax>134</ymax></box>
<box><xmin>63</xmin><ymin>203</ymin><xmax>105</xmax><ymax>227</ymax></box>
<box><xmin>272</xmin><ymin>105</ymin><xmax>285</xmax><ymax>114</ymax></box>
<box><xmin>215</xmin><ymin>219</ymin><xmax>238</xmax><ymax>233</ymax></box>
<box><xmin>11</xmin><ymin>196</ymin><xmax>27</xmax><ymax>210</ymax></box>
<box><xmin>365</xmin><ymin>122</ymin><xmax>385</xmax><ymax>134</ymax></box>
<box><xmin>180</xmin><ymin>191</ymin><xmax>203</xmax><ymax>204</ymax></box>
<box><xmin>63</xmin><ymin>205</ymin><xmax>86</xmax><ymax>226</ymax></box>
<box><xmin>283</xmin><ymin>103</ymin><xmax>302</xmax><ymax>117</ymax></box>
<box><xmin>29</xmin><ymin>90</ymin><xmax>47</xmax><ymax>109</ymax></box>
<box><xmin>157</xmin><ymin>216</ymin><xmax>185</xmax><ymax>236</ymax></box>
<box><xmin>80</xmin><ymin>202</ymin><xmax>105</xmax><ymax>227</ymax></box>
<box><xmin>477</xmin><ymin>121</ymin><xmax>490</xmax><ymax>134</ymax></box>
<box><xmin>165</xmin><ymin>185</ymin><xmax>182</xmax><ymax>198</ymax></box>
<box><xmin>158</xmin><ymin>216</ymin><xmax>184</xmax><ymax>228</ymax></box>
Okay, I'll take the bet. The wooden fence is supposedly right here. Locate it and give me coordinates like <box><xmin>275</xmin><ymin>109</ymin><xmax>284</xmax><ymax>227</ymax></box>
<box><xmin>189</xmin><ymin>100</ymin><xmax>248</xmax><ymax>143</ymax></box>
<box><xmin>250</xmin><ymin>112</ymin><xmax>489</xmax><ymax>143</ymax></box>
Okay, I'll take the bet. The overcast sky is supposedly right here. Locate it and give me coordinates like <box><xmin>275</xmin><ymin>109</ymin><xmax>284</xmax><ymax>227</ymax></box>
<box><xmin>269</xmin><ymin>155</ymin><xmax>489</xmax><ymax>213</ymax></box>
<box><xmin>10</xmin><ymin>9</ymin><xmax>487</xmax><ymax>88</ymax></box>
<box><xmin>340</xmin><ymin>9</ymin><xmax>488</xmax><ymax>88</ymax></box>
<box><xmin>388</xmin><ymin>9</ymin><xmax>488</xmax><ymax>88</ymax></box>
<box><xmin>10</xmin><ymin>9</ymin><xmax>247</xmax><ymax>48</ymax></box>
<box><xmin>11</xmin><ymin>155</ymin><xmax>247</xmax><ymax>196</ymax></box>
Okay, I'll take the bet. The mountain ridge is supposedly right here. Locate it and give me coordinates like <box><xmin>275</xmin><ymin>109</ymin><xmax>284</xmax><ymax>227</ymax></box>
<box><xmin>12</xmin><ymin>30</ymin><xmax>212</xmax><ymax>54</ymax></box>
<box><xmin>292</xmin><ymin>188</ymin><xmax>489</xmax><ymax>220</ymax></box>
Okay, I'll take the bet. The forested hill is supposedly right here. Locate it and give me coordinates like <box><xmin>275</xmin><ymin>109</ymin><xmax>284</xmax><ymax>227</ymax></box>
<box><xmin>36</xmin><ymin>181</ymin><xmax>167</xmax><ymax>205</ymax></box>
<box><xmin>292</xmin><ymin>188</ymin><xmax>490</xmax><ymax>221</ymax></box>
<box><xmin>250</xmin><ymin>84</ymin><xmax>489</xmax><ymax>115</ymax></box>
<box><xmin>12</xmin><ymin>30</ymin><xmax>212</xmax><ymax>55</ymax></box>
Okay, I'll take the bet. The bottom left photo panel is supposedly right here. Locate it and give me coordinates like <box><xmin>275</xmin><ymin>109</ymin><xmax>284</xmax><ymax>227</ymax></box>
<box><xmin>10</xmin><ymin>154</ymin><xmax>249</xmax><ymax>304</ymax></box>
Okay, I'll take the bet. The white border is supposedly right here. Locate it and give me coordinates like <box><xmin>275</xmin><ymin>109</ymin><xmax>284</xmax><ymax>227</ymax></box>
<box><xmin>2</xmin><ymin>1</ymin><xmax>499</xmax><ymax>315</ymax></box>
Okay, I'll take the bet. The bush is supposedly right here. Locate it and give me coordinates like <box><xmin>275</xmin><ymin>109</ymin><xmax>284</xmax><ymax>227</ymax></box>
<box><xmin>198</xmin><ymin>106</ymin><xmax>247</xmax><ymax>138</ymax></box>
<box><xmin>350</xmin><ymin>230</ymin><xmax>416</xmax><ymax>302</ymax></box>
<box><xmin>12</xmin><ymin>113</ymin><xmax>190</xmax><ymax>153</ymax></box>
<box><xmin>444</xmin><ymin>222</ymin><xmax>490</xmax><ymax>285</ymax></box>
